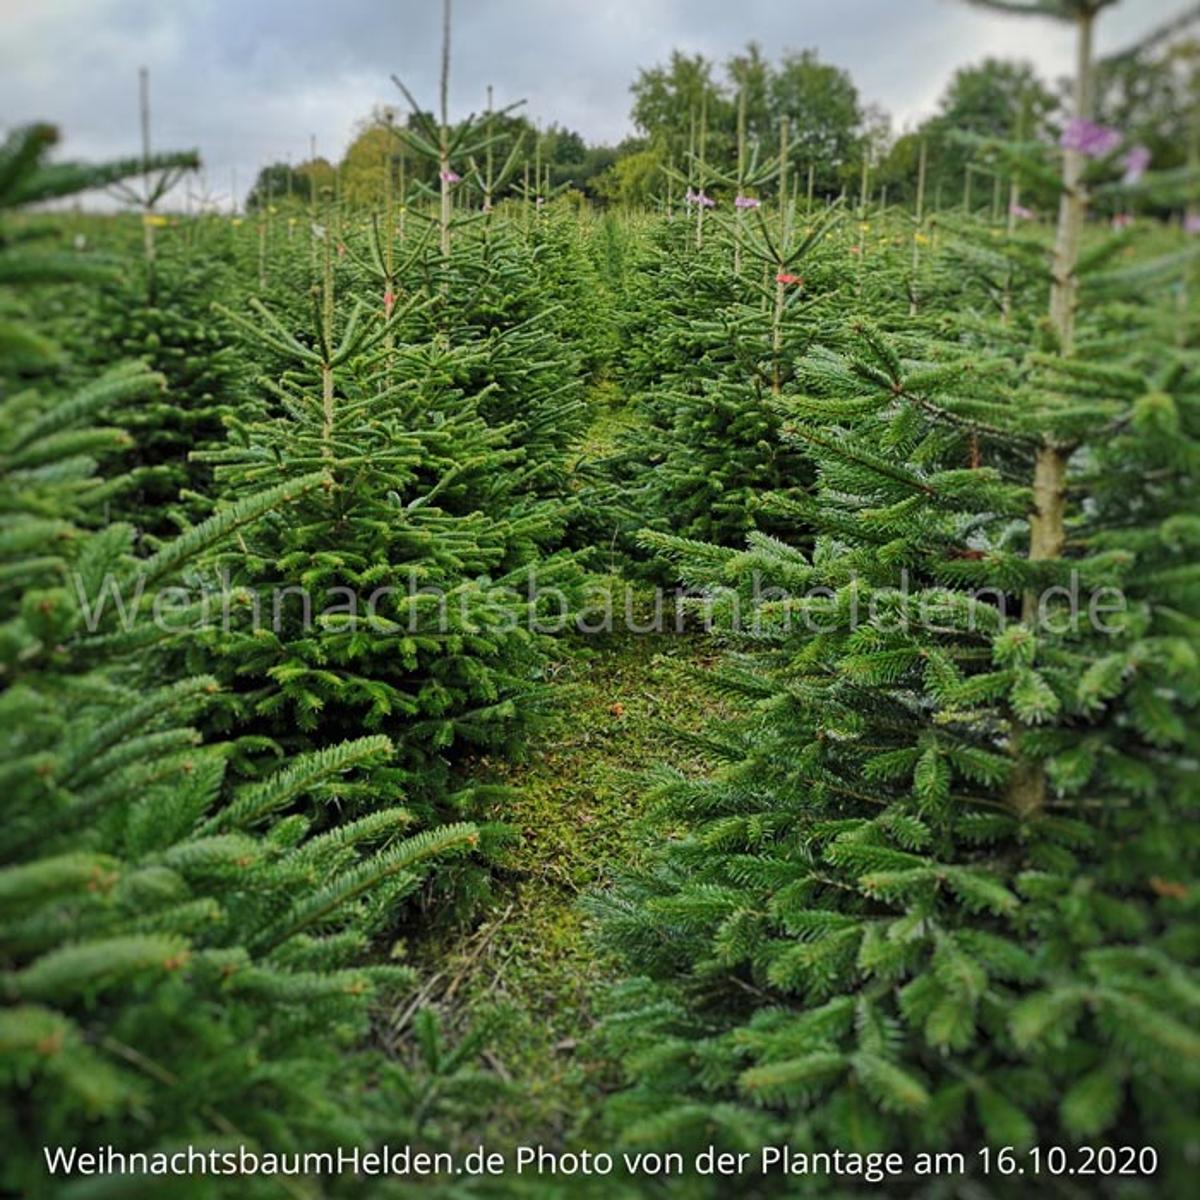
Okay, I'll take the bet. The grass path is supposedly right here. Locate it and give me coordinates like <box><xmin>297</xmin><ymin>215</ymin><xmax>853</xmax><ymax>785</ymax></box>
<box><xmin>404</xmin><ymin>625</ymin><xmax>726</xmax><ymax>1147</ymax></box>
<box><xmin>388</xmin><ymin>389</ymin><xmax>728</xmax><ymax>1148</ymax></box>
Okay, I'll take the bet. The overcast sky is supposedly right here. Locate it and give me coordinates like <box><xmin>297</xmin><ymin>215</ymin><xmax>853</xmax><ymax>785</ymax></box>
<box><xmin>0</xmin><ymin>0</ymin><xmax>1189</xmax><ymax>210</ymax></box>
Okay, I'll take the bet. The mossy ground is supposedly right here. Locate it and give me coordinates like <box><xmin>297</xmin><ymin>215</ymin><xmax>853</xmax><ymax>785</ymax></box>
<box><xmin>381</xmin><ymin>390</ymin><xmax>726</xmax><ymax>1152</ymax></box>
<box><xmin>403</xmin><ymin>625</ymin><xmax>725</xmax><ymax>1148</ymax></box>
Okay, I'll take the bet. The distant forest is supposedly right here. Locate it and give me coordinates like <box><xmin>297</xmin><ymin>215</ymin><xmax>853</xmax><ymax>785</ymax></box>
<box><xmin>245</xmin><ymin>35</ymin><xmax>1200</xmax><ymax>214</ymax></box>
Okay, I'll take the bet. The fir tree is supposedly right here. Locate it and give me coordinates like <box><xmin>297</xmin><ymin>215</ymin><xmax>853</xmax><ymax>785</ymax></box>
<box><xmin>198</xmin><ymin>250</ymin><xmax>587</xmax><ymax>800</ymax></box>
<box><xmin>2</xmin><ymin>124</ymin><xmax>480</xmax><ymax>1196</ymax></box>
<box><xmin>592</xmin><ymin>5</ymin><xmax>1200</xmax><ymax>1190</ymax></box>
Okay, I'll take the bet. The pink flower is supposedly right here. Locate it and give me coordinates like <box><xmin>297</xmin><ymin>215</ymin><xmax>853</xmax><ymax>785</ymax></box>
<box><xmin>775</xmin><ymin>272</ymin><xmax>803</xmax><ymax>285</ymax></box>
<box><xmin>1060</xmin><ymin>118</ymin><xmax>1122</xmax><ymax>158</ymax></box>
<box><xmin>1185</xmin><ymin>214</ymin><xmax>1200</xmax><ymax>235</ymax></box>
<box><xmin>734</xmin><ymin>194</ymin><xmax>760</xmax><ymax>209</ymax></box>
<box><xmin>439</xmin><ymin>169</ymin><xmax>460</xmax><ymax>183</ymax></box>
<box><xmin>684</xmin><ymin>188</ymin><xmax>715</xmax><ymax>209</ymax></box>
<box><xmin>383</xmin><ymin>289</ymin><xmax>395</xmax><ymax>316</ymax></box>
<box><xmin>1121</xmin><ymin>144</ymin><xmax>1151</xmax><ymax>184</ymax></box>
<box><xmin>1009</xmin><ymin>203</ymin><xmax>1035</xmax><ymax>221</ymax></box>
<box><xmin>1111</xmin><ymin>213</ymin><xmax>1133</xmax><ymax>230</ymax></box>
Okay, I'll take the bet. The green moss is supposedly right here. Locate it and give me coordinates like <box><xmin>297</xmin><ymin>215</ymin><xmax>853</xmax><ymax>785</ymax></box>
<box><xmin>405</xmin><ymin>627</ymin><xmax>726</xmax><ymax>1147</ymax></box>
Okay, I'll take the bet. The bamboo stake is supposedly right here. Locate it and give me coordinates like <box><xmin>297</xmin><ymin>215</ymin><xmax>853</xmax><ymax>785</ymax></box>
<box><xmin>695</xmin><ymin>93</ymin><xmax>707</xmax><ymax>248</ymax></box>
<box><xmin>855</xmin><ymin>144</ymin><xmax>869</xmax><ymax>293</ymax></box>
<box><xmin>779</xmin><ymin>116</ymin><xmax>790</xmax><ymax>242</ymax></box>
<box><xmin>138</xmin><ymin>67</ymin><xmax>157</xmax><ymax>301</ymax></box>
<box><xmin>910</xmin><ymin>139</ymin><xmax>927</xmax><ymax>318</ymax></box>
<box><xmin>484</xmin><ymin>83</ymin><xmax>494</xmax><ymax>212</ymax></box>
<box><xmin>321</xmin><ymin>193</ymin><xmax>335</xmax><ymax>459</ymax></box>
<box><xmin>438</xmin><ymin>0</ymin><xmax>452</xmax><ymax>260</ymax></box>
<box><xmin>1007</xmin><ymin>94</ymin><xmax>1027</xmax><ymax>236</ymax></box>
<box><xmin>258</xmin><ymin>173</ymin><xmax>270</xmax><ymax>291</ymax></box>
<box><xmin>1003</xmin><ymin>96</ymin><xmax>1027</xmax><ymax>321</ymax></box>
<box><xmin>307</xmin><ymin>136</ymin><xmax>318</xmax><ymax>276</ymax></box>
<box><xmin>1179</xmin><ymin>71</ymin><xmax>1200</xmax><ymax>346</ymax></box>
<box><xmin>734</xmin><ymin>87</ymin><xmax>746</xmax><ymax>274</ymax></box>
<box><xmin>398</xmin><ymin>154</ymin><xmax>406</xmax><ymax>242</ymax></box>
<box><xmin>772</xmin><ymin>118</ymin><xmax>790</xmax><ymax>395</ymax></box>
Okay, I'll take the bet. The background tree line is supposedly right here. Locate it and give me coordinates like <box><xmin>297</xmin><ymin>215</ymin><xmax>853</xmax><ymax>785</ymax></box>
<box><xmin>246</xmin><ymin>32</ymin><xmax>1200</xmax><ymax>213</ymax></box>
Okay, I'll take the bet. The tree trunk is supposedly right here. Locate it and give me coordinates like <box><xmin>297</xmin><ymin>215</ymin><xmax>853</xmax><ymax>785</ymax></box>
<box><xmin>1009</xmin><ymin>6</ymin><xmax>1095</xmax><ymax>819</ymax></box>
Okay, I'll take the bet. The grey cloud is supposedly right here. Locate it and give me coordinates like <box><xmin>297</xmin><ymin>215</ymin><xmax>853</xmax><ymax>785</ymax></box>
<box><xmin>0</xmin><ymin>0</ymin><xmax>1186</xmax><ymax>211</ymax></box>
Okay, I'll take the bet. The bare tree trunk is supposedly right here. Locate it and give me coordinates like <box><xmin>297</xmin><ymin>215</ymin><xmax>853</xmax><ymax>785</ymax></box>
<box><xmin>1049</xmin><ymin>10</ymin><xmax>1094</xmax><ymax>350</ymax></box>
<box><xmin>1010</xmin><ymin>6</ymin><xmax>1096</xmax><ymax>820</ymax></box>
<box><xmin>909</xmin><ymin>140</ymin><xmax>927</xmax><ymax>317</ymax></box>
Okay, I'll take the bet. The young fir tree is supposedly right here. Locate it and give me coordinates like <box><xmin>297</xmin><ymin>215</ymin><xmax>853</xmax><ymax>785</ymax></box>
<box><xmin>612</xmin><ymin>193</ymin><xmax>850</xmax><ymax>555</ymax></box>
<box><xmin>49</xmin><ymin>221</ymin><xmax>255</xmax><ymax>539</ymax></box>
<box><xmin>197</xmin><ymin>244</ymin><xmax>586</xmax><ymax>808</ymax></box>
<box><xmin>386</xmin><ymin>2</ymin><xmax>599</xmax><ymax>498</ymax></box>
<box><xmin>187</xmin><ymin>21</ymin><xmax>596</xmax><ymax>804</ymax></box>
<box><xmin>2</xmin><ymin>125</ymin><xmax>481</xmax><ymax>1195</ymax></box>
<box><xmin>380</xmin><ymin>213</ymin><xmax>596</xmax><ymax>500</ymax></box>
<box><xmin>592</xmin><ymin>4</ymin><xmax>1200</xmax><ymax>1191</ymax></box>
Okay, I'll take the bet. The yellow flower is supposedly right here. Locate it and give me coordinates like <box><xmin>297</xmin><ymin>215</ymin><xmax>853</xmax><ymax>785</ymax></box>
<box><xmin>268</xmin><ymin>205</ymin><xmax>279</xmax><ymax>215</ymax></box>
<box><xmin>142</xmin><ymin>213</ymin><xmax>169</xmax><ymax>227</ymax></box>
<box><xmin>231</xmin><ymin>217</ymin><xmax>244</xmax><ymax>227</ymax></box>
<box><xmin>914</xmin><ymin>233</ymin><xmax>930</xmax><ymax>245</ymax></box>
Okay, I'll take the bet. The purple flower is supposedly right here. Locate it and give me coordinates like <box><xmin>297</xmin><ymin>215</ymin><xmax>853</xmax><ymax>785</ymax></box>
<box><xmin>1009</xmin><ymin>203</ymin><xmax>1035</xmax><ymax>221</ymax></box>
<box><xmin>439</xmin><ymin>169</ymin><xmax>461</xmax><ymax>184</ymax></box>
<box><xmin>734</xmin><ymin>194</ymin><xmax>760</xmax><ymax>209</ymax></box>
<box><xmin>1185</xmin><ymin>213</ymin><xmax>1200</xmax><ymax>235</ymax></box>
<box><xmin>1059</xmin><ymin>118</ymin><xmax>1122</xmax><ymax>159</ymax></box>
<box><xmin>684</xmin><ymin>187</ymin><xmax>715</xmax><ymax>209</ymax></box>
<box><xmin>1121</xmin><ymin>144</ymin><xmax>1151</xmax><ymax>184</ymax></box>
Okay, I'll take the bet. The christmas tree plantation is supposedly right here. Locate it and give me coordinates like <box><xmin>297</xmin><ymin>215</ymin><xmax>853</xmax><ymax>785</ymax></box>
<box><xmin>3</xmin><ymin>0</ymin><xmax>1199</xmax><ymax>1194</ymax></box>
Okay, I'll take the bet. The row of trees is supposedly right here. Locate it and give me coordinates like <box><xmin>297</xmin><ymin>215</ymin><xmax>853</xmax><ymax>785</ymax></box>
<box><xmin>246</xmin><ymin>108</ymin><xmax>618</xmax><ymax>212</ymax></box>
<box><xmin>1</xmin><ymin>92</ymin><xmax>615</xmax><ymax>1186</ymax></box>
<box><xmin>589</xmin><ymin>2</ymin><xmax>1200</xmax><ymax>1189</ymax></box>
